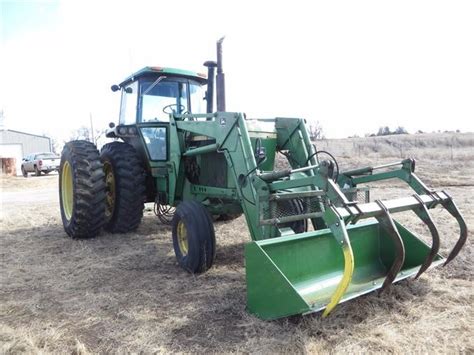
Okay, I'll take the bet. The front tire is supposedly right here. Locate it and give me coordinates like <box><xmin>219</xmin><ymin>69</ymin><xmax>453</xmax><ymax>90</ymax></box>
<box><xmin>35</xmin><ymin>166</ymin><xmax>41</xmax><ymax>176</ymax></box>
<box><xmin>100</xmin><ymin>142</ymin><xmax>145</xmax><ymax>233</ymax></box>
<box><xmin>21</xmin><ymin>166</ymin><xmax>28</xmax><ymax>178</ymax></box>
<box><xmin>172</xmin><ymin>201</ymin><xmax>216</xmax><ymax>273</ymax></box>
<box><xmin>59</xmin><ymin>140</ymin><xmax>106</xmax><ymax>238</ymax></box>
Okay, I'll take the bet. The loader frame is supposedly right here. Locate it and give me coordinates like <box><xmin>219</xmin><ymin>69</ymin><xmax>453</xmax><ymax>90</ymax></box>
<box><xmin>153</xmin><ymin>111</ymin><xmax>467</xmax><ymax>318</ymax></box>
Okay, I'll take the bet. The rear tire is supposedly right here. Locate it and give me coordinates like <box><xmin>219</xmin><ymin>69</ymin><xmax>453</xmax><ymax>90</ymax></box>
<box><xmin>100</xmin><ymin>142</ymin><xmax>146</xmax><ymax>233</ymax></box>
<box><xmin>172</xmin><ymin>201</ymin><xmax>216</xmax><ymax>273</ymax></box>
<box><xmin>59</xmin><ymin>140</ymin><xmax>106</xmax><ymax>238</ymax></box>
<box><xmin>21</xmin><ymin>166</ymin><xmax>28</xmax><ymax>178</ymax></box>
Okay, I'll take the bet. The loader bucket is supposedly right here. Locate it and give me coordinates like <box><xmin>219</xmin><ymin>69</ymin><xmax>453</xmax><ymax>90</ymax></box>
<box><xmin>245</xmin><ymin>219</ymin><xmax>443</xmax><ymax>320</ymax></box>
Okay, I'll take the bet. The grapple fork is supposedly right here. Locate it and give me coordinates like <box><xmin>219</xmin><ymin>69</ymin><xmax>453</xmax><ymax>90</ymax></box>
<box><xmin>437</xmin><ymin>191</ymin><xmax>468</xmax><ymax>266</ymax></box>
<box><xmin>412</xmin><ymin>194</ymin><xmax>440</xmax><ymax>279</ymax></box>
<box><xmin>374</xmin><ymin>200</ymin><xmax>406</xmax><ymax>293</ymax></box>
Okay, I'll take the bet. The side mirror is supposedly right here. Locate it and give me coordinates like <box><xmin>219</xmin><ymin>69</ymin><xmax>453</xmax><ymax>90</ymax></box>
<box><xmin>111</xmin><ymin>85</ymin><xmax>120</xmax><ymax>92</ymax></box>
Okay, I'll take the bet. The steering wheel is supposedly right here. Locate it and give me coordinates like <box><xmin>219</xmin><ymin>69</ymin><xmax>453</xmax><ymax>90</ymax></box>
<box><xmin>162</xmin><ymin>104</ymin><xmax>185</xmax><ymax>114</ymax></box>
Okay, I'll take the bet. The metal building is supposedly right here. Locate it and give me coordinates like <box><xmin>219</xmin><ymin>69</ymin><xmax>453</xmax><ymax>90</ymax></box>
<box><xmin>0</xmin><ymin>129</ymin><xmax>52</xmax><ymax>176</ymax></box>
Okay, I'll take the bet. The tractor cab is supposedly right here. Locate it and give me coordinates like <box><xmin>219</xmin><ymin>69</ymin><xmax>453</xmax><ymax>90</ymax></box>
<box><xmin>114</xmin><ymin>67</ymin><xmax>208</xmax><ymax>125</ymax></box>
<box><xmin>107</xmin><ymin>67</ymin><xmax>209</xmax><ymax>162</ymax></box>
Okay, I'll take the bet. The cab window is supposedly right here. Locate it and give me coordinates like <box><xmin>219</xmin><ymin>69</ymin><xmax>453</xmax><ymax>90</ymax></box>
<box><xmin>119</xmin><ymin>81</ymin><xmax>138</xmax><ymax>125</ymax></box>
<box><xmin>189</xmin><ymin>82</ymin><xmax>206</xmax><ymax>114</ymax></box>
<box><xmin>141</xmin><ymin>127</ymin><xmax>167</xmax><ymax>160</ymax></box>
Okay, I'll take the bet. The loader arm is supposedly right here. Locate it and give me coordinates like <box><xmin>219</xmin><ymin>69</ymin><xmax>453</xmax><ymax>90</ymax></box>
<box><xmin>170</xmin><ymin>112</ymin><xmax>263</xmax><ymax>240</ymax></box>
<box><xmin>171</xmin><ymin>113</ymin><xmax>346</xmax><ymax>241</ymax></box>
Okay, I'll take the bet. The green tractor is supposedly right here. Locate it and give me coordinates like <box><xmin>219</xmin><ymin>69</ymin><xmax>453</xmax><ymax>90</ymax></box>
<box><xmin>59</xmin><ymin>39</ymin><xmax>467</xmax><ymax>319</ymax></box>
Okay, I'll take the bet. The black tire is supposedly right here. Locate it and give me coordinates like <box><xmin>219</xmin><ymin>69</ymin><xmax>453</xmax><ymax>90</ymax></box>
<box><xmin>35</xmin><ymin>165</ymin><xmax>41</xmax><ymax>176</ymax></box>
<box><xmin>172</xmin><ymin>200</ymin><xmax>216</xmax><ymax>273</ymax></box>
<box><xmin>100</xmin><ymin>141</ymin><xmax>146</xmax><ymax>233</ymax></box>
<box><xmin>21</xmin><ymin>166</ymin><xmax>28</xmax><ymax>178</ymax></box>
<box><xmin>44</xmin><ymin>170</ymin><xmax>50</xmax><ymax>175</ymax></box>
<box><xmin>59</xmin><ymin>140</ymin><xmax>106</xmax><ymax>238</ymax></box>
<box><xmin>280</xmin><ymin>198</ymin><xmax>307</xmax><ymax>234</ymax></box>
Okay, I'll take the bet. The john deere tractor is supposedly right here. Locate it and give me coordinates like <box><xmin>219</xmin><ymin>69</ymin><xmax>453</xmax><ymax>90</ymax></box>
<box><xmin>59</xmin><ymin>39</ymin><xmax>467</xmax><ymax>319</ymax></box>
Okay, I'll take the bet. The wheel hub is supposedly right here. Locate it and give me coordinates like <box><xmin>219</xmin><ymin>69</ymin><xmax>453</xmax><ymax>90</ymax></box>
<box><xmin>61</xmin><ymin>161</ymin><xmax>73</xmax><ymax>221</ymax></box>
<box><xmin>177</xmin><ymin>221</ymin><xmax>189</xmax><ymax>255</ymax></box>
<box><xmin>104</xmin><ymin>161</ymin><xmax>116</xmax><ymax>220</ymax></box>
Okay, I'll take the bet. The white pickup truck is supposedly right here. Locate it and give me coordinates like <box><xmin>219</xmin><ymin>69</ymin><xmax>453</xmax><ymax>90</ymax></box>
<box><xmin>21</xmin><ymin>152</ymin><xmax>60</xmax><ymax>177</ymax></box>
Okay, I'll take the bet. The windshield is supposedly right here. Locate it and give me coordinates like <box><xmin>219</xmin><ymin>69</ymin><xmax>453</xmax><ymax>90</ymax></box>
<box><xmin>140</xmin><ymin>78</ymin><xmax>206</xmax><ymax>122</ymax></box>
<box><xmin>140</xmin><ymin>80</ymin><xmax>188</xmax><ymax>122</ymax></box>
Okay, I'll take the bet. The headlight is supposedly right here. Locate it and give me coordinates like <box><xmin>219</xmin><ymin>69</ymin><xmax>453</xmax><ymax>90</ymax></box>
<box><xmin>118</xmin><ymin>126</ymin><xmax>127</xmax><ymax>135</ymax></box>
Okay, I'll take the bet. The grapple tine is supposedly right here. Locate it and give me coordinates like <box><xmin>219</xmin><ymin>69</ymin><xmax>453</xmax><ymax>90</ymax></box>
<box><xmin>322</xmin><ymin>216</ymin><xmax>354</xmax><ymax>318</ymax></box>
<box><xmin>412</xmin><ymin>194</ymin><xmax>440</xmax><ymax>279</ymax></box>
<box><xmin>374</xmin><ymin>200</ymin><xmax>406</xmax><ymax>293</ymax></box>
<box><xmin>438</xmin><ymin>191</ymin><xmax>468</xmax><ymax>266</ymax></box>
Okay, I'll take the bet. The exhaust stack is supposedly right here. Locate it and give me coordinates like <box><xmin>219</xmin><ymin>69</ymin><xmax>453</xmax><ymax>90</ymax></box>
<box><xmin>216</xmin><ymin>37</ymin><xmax>226</xmax><ymax>112</ymax></box>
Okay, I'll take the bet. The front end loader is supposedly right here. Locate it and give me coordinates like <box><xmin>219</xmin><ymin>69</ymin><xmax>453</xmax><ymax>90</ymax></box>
<box><xmin>59</xmin><ymin>39</ymin><xmax>467</xmax><ymax>320</ymax></box>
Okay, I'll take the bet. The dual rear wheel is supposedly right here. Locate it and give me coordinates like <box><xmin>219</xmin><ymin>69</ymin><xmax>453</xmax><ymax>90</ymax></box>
<box><xmin>59</xmin><ymin>140</ymin><xmax>145</xmax><ymax>238</ymax></box>
<box><xmin>59</xmin><ymin>140</ymin><xmax>215</xmax><ymax>274</ymax></box>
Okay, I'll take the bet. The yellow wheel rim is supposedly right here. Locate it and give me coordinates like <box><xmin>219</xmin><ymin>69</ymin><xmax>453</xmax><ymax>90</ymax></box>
<box><xmin>61</xmin><ymin>161</ymin><xmax>73</xmax><ymax>221</ymax></box>
<box><xmin>104</xmin><ymin>161</ymin><xmax>116</xmax><ymax>220</ymax></box>
<box><xmin>177</xmin><ymin>221</ymin><xmax>189</xmax><ymax>255</ymax></box>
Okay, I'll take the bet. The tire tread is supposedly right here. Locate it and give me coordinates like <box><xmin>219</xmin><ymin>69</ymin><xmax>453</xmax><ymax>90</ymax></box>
<box><xmin>60</xmin><ymin>140</ymin><xmax>106</xmax><ymax>239</ymax></box>
<box><xmin>100</xmin><ymin>142</ymin><xmax>146</xmax><ymax>233</ymax></box>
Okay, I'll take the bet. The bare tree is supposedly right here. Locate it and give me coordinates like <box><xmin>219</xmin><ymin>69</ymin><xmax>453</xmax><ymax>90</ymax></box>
<box><xmin>69</xmin><ymin>126</ymin><xmax>106</xmax><ymax>144</ymax></box>
<box><xmin>50</xmin><ymin>136</ymin><xmax>63</xmax><ymax>154</ymax></box>
<box><xmin>394</xmin><ymin>126</ymin><xmax>408</xmax><ymax>135</ymax></box>
<box><xmin>377</xmin><ymin>126</ymin><xmax>391</xmax><ymax>136</ymax></box>
<box><xmin>70</xmin><ymin>126</ymin><xmax>91</xmax><ymax>141</ymax></box>
<box><xmin>309</xmin><ymin>121</ymin><xmax>324</xmax><ymax>140</ymax></box>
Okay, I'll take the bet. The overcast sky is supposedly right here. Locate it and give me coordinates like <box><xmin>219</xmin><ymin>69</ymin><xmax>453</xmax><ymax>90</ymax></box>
<box><xmin>1</xmin><ymin>0</ymin><xmax>473</xmax><ymax>140</ymax></box>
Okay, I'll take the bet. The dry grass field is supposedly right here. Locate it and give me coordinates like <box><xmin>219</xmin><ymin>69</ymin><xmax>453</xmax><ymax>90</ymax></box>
<box><xmin>1</xmin><ymin>132</ymin><xmax>473</xmax><ymax>353</ymax></box>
